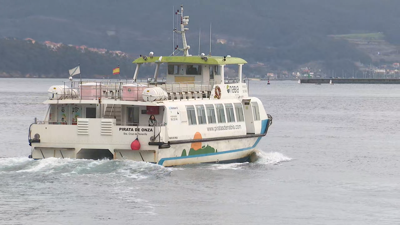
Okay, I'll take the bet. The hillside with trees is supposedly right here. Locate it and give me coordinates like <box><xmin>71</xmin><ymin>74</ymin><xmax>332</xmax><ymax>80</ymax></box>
<box><xmin>1</xmin><ymin>0</ymin><xmax>400</xmax><ymax>77</ymax></box>
<box><xmin>0</xmin><ymin>38</ymin><xmax>135</xmax><ymax>78</ymax></box>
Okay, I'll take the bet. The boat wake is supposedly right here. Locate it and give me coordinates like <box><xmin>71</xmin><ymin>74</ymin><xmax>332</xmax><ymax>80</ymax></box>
<box><xmin>0</xmin><ymin>157</ymin><xmax>173</xmax><ymax>180</ymax></box>
<box><xmin>207</xmin><ymin>150</ymin><xmax>292</xmax><ymax>170</ymax></box>
<box><xmin>0</xmin><ymin>151</ymin><xmax>291</xmax><ymax>175</ymax></box>
<box><xmin>254</xmin><ymin>150</ymin><xmax>292</xmax><ymax>165</ymax></box>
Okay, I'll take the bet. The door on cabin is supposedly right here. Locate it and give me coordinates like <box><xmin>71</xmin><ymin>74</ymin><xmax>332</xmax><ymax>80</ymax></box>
<box><xmin>127</xmin><ymin>106</ymin><xmax>140</xmax><ymax>126</ymax></box>
<box><xmin>242</xmin><ymin>100</ymin><xmax>255</xmax><ymax>134</ymax></box>
<box><xmin>86</xmin><ymin>107</ymin><xmax>96</xmax><ymax>118</ymax></box>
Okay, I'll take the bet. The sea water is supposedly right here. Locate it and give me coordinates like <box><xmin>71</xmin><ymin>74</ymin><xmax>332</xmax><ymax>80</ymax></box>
<box><xmin>0</xmin><ymin>78</ymin><xmax>399</xmax><ymax>225</ymax></box>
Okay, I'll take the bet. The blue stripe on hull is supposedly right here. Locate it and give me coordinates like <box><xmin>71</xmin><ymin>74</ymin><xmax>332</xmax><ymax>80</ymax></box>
<box><xmin>158</xmin><ymin>119</ymin><xmax>269</xmax><ymax>166</ymax></box>
<box><xmin>207</xmin><ymin>154</ymin><xmax>253</xmax><ymax>164</ymax></box>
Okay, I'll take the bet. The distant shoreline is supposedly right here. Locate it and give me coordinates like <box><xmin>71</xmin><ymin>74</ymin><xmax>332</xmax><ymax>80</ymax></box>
<box><xmin>299</xmin><ymin>78</ymin><xmax>400</xmax><ymax>84</ymax></box>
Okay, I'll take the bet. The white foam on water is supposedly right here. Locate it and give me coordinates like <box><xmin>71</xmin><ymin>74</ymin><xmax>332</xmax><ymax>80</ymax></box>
<box><xmin>0</xmin><ymin>157</ymin><xmax>31</xmax><ymax>166</ymax></box>
<box><xmin>0</xmin><ymin>157</ymin><xmax>33</xmax><ymax>173</ymax></box>
<box><xmin>254</xmin><ymin>150</ymin><xmax>292</xmax><ymax>165</ymax></box>
<box><xmin>16</xmin><ymin>157</ymin><xmax>74</xmax><ymax>173</ymax></box>
<box><xmin>208</xmin><ymin>162</ymin><xmax>248</xmax><ymax>170</ymax></box>
<box><xmin>0</xmin><ymin>157</ymin><xmax>173</xmax><ymax>180</ymax></box>
<box><xmin>0</xmin><ymin>153</ymin><xmax>291</xmax><ymax>175</ymax></box>
<box><xmin>115</xmin><ymin>161</ymin><xmax>166</xmax><ymax>180</ymax></box>
<box><xmin>205</xmin><ymin>150</ymin><xmax>291</xmax><ymax>170</ymax></box>
<box><xmin>129</xmin><ymin>161</ymin><xmax>167</xmax><ymax>176</ymax></box>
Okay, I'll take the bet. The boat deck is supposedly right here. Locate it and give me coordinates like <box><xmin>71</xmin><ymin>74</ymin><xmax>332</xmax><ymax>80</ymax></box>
<box><xmin>56</xmin><ymin>81</ymin><xmax>214</xmax><ymax>101</ymax></box>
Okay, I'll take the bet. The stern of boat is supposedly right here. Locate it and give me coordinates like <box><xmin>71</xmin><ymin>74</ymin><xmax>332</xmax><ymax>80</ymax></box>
<box><xmin>28</xmin><ymin>117</ymin><xmax>169</xmax><ymax>162</ymax></box>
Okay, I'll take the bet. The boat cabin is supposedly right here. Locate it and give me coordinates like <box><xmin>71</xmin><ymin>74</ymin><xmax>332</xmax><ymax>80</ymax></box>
<box><xmin>44</xmin><ymin>101</ymin><xmax>165</xmax><ymax>127</ymax></box>
<box><xmin>133</xmin><ymin>55</ymin><xmax>247</xmax><ymax>86</ymax></box>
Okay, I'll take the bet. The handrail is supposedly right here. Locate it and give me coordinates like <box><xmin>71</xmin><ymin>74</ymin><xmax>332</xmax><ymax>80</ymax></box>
<box><xmin>28</xmin><ymin>118</ymin><xmax>41</xmax><ymax>146</ymax></box>
<box><xmin>108</xmin><ymin>104</ymin><xmax>115</xmax><ymax>118</ymax></box>
<box><xmin>55</xmin><ymin>80</ymin><xmax>220</xmax><ymax>101</ymax></box>
<box><xmin>150</xmin><ymin>123</ymin><xmax>162</xmax><ymax>142</ymax></box>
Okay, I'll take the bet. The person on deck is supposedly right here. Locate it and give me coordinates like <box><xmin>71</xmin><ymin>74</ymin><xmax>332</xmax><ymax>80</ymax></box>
<box><xmin>148</xmin><ymin>115</ymin><xmax>157</xmax><ymax>126</ymax></box>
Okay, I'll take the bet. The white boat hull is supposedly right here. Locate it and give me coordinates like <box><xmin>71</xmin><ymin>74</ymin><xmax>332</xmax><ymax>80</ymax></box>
<box><xmin>157</xmin><ymin>138</ymin><xmax>261</xmax><ymax>166</ymax></box>
<box><xmin>29</xmin><ymin>118</ymin><xmax>270</xmax><ymax>167</ymax></box>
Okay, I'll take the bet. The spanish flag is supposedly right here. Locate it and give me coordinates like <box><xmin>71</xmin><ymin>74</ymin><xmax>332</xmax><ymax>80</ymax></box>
<box><xmin>113</xmin><ymin>67</ymin><xmax>120</xmax><ymax>75</ymax></box>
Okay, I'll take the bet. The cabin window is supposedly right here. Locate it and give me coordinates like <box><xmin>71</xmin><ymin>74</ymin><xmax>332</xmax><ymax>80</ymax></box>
<box><xmin>251</xmin><ymin>102</ymin><xmax>260</xmax><ymax>121</ymax></box>
<box><xmin>48</xmin><ymin>105</ymin><xmax>56</xmax><ymax>123</ymax></box>
<box><xmin>168</xmin><ymin>65</ymin><xmax>181</xmax><ymax>75</ymax></box>
<box><xmin>168</xmin><ymin>65</ymin><xmax>174</xmax><ymax>74</ymax></box>
<box><xmin>205</xmin><ymin>104</ymin><xmax>216</xmax><ymax>124</ymax></box>
<box><xmin>215</xmin><ymin>104</ymin><xmax>226</xmax><ymax>123</ymax></box>
<box><xmin>71</xmin><ymin>105</ymin><xmax>81</xmax><ymax>124</ymax></box>
<box><xmin>86</xmin><ymin>107</ymin><xmax>96</xmax><ymax>118</ymax></box>
<box><xmin>224</xmin><ymin>103</ymin><xmax>235</xmax><ymax>123</ymax></box>
<box><xmin>196</xmin><ymin>105</ymin><xmax>207</xmax><ymax>125</ymax></box>
<box><xmin>234</xmin><ymin>103</ymin><xmax>245</xmax><ymax>122</ymax></box>
<box><xmin>209</xmin><ymin>66</ymin><xmax>220</xmax><ymax>79</ymax></box>
<box><xmin>224</xmin><ymin>65</ymin><xmax>238</xmax><ymax>82</ymax></box>
<box><xmin>127</xmin><ymin>107</ymin><xmax>140</xmax><ymax>125</ymax></box>
<box><xmin>57</xmin><ymin>105</ymin><xmax>69</xmax><ymax>124</ymax></box>
<box><xmin>186</xmin><ymin>105</ymin><xmax>197</xmax><ymax>125</ymax></box>
<box><xmin>186</xmin><ymin>65</ymin><xmax>201</xmax><ymax>75</ymax></box>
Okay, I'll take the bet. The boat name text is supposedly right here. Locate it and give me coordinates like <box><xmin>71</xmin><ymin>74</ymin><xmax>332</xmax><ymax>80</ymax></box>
<box><xmin>119</xmin><ymin>127</ymin><xmax>153</xmax><ymax>132</ymax></box>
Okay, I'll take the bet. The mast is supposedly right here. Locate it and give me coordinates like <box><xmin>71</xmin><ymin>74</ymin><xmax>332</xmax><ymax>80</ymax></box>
<box><xmin>180</xmin><ymin>5</ymin><xmax>190</xmax><ymax>56</ymax></box>
<box><xmin>172</xmin><ymin>6</ymin><xmax>175</xmax><ymax>56</ymax></box>
<box><xmin>198</xmin><ymin>28</ymin><xmax>201</xmax><ymax>56</ymax></box>
<box><xmin>209</xmin><ymin>23</ymin><xmax>212</xmax><ymax>56</ymax></box>
<box><xmin>174</xmin><ymin>5</ymin><xmax>190</xmax><ymax>56</ymax></box>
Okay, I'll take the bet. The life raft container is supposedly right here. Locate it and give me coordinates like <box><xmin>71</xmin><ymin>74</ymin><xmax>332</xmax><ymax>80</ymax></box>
<box><xmin>142</xmin><ymin>87</ymin><xmax>168</xmax><ymax>102</ymax></box>
<box><xmin>48</xmin><ymin>85</ymin><xmax>78</xmax><ymax>100</ymax></box>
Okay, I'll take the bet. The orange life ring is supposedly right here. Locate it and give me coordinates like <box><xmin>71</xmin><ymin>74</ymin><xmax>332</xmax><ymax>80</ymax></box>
<box><xmin>214</xmin><ymin>86</ymin><xmax>221</xmax><ymax>99</ymax></box>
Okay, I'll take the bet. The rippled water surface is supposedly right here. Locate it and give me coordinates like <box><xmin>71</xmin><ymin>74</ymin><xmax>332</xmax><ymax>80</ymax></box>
<box><xmin>0</xmin><ymin>78</ymin><xmax>399</xmax><ymax>225</ymax></box>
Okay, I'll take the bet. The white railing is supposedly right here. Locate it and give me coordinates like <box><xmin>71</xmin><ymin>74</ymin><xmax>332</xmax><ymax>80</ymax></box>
<box><xmin>57</xmin><ymin>80</ymin><xmax>215</xmax><ymax>101</ymax></box>
<box><xmin>55</xmin><ymin>81</ymin><xmax>123</xmax><ymax>100</ymax></box>
<box><xmin>153</xmin><ymin>81</ymin><xmax>214</xmax><ymax>100</ymax></box>
<box><xmin>156</xmin><ymin>82</ymin><xmax>213</xmax><ymax>93</ymax></box>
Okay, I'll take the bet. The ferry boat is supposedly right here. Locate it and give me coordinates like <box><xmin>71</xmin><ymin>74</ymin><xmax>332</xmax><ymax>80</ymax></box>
<box><xmin>28</xmin><ymin>6</ymin><xmax>273</xmax><ymax>166</ymax></box>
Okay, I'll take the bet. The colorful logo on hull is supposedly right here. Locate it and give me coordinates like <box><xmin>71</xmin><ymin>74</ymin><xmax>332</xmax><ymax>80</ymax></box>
<box><xmin>181</xmin><ymin>132</ymin><xmax>217</xmax><ymax>156</ymax></box>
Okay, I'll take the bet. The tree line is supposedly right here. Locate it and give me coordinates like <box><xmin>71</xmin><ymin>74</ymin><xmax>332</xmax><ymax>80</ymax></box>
<box><xmin>0</xmin><ymin>38</ymin><xmax>136</xmax><ymax>78</ymax></box>
<box><xmin>1</xmin><ymin>0</ymin><xmax>398</xmax><ymax>77</ymax></box>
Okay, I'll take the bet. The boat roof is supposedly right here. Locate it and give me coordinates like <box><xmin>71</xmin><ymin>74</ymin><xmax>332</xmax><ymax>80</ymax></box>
<box><xmin>132</xmin><ymin>55</ymin><xmax>247</xmax><ymax>65</ymax></box>
<box><xmin>43</xmin><ymin>97</ymin><xmax>256</xmax><ymax>105</ymax></box>
<box><xmin>43</xmin><ymin>99</ymin><xmax>165</xmax><ymax>106</ymax></box>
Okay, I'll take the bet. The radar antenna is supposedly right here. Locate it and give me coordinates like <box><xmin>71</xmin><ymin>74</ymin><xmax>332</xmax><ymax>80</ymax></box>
<box><xmin>173</xmin><ymin>5</ymin><xmax>190</xmax><ymax>56</ymax></box>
